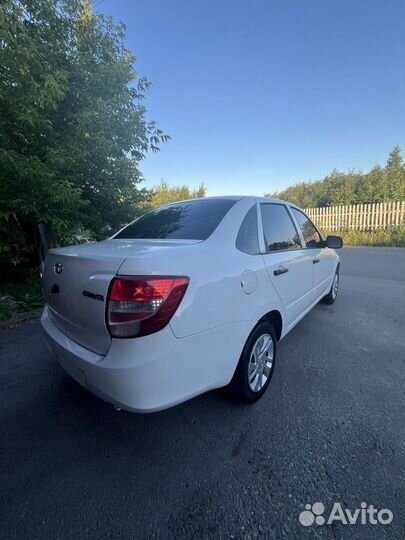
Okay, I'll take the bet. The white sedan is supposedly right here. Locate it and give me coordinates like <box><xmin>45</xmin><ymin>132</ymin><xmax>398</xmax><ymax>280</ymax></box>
<box><xmin>41</xmin><ymin>196</ymin><xmax>342</xmax><ymax>412</ymax></box>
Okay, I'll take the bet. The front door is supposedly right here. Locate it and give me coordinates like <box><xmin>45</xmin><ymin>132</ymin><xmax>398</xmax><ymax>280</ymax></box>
<box><xmin>290</xmin><ymin>207</ymin><xmax>334</xmax><ymax>301</ymax></box>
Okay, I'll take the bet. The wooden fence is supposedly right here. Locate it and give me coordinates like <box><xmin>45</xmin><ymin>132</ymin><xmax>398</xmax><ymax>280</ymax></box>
<box><xmin>304</xmin><ymin>201</ymin><xmax>405</xmax><ymax>231</ymax></box>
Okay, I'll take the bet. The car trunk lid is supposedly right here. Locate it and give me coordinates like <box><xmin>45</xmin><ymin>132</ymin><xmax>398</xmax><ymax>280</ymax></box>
<box><xmin>43</xmin><ymin>239</ymin><xmax>201</xmax><ymax>354</ymax></box>
<box><xmin>43</xmin><ymin>241</ymin><xmax>130</xmax><ymax>355</ymax></box>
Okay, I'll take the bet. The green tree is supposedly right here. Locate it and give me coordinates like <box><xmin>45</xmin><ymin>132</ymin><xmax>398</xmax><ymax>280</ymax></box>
<box><xmin>0</xmin><ymin>0</ymin><xmax>168</xmax><ymax>269</ymax></box>
<box><xmin>149</xmin><ymin>179</ymin><xmax>206</xmax><ymax>208</ymax></box>
<box><xmin>329</xmin><ymin>170</ymin><xmax>364</xmax><ymax>205</ymax></box>
<box><xmin>360</xmin><ymin>165</ymin><xmax>385</xmax><ymax>203</ymax></box>
<box><xmin>267</xmin><ymin>146</ymin><xmax>405</xmax><ymax>208</ymax></box>
<box><xmin>384</xmin><ymin>146</ymin><xmax>405</xmax><ymax>201</ymax></box>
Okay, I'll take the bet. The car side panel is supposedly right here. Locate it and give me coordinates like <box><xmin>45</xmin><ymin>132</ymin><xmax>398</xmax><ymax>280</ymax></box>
<box><xmin>169</xmin><ymin>246</ymin><xmax>285</xmax><ymax>339</ymax></box>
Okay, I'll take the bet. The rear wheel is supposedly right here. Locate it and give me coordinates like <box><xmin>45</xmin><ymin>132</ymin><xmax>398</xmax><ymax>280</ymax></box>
<box><xmin>229</xmin><ymin>321</ymin><xmax>277</xmax><ymax>403</ymax></box>
<box><xmin>321</xmin><ymin>267</ymin><xmax>339</xmax><ymax>305</ymax></box>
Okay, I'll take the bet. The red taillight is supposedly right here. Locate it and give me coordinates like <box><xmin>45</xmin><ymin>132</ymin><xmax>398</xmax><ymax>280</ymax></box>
<box><xmin>107</xmin><ymin>276</ymin><xmax>189</xmax><ymax>338</ymax></box>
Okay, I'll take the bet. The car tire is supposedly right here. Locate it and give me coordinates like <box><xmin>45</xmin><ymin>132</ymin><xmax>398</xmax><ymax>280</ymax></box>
<box><xmin>321</xmin><ymin>266</ymin><xmax>340</xmax><ymax>305</ymax></box>
<box><xmin>229</xmin><ymin>321</ymin><xmax>277</xmax><ymax>403</ymax></box>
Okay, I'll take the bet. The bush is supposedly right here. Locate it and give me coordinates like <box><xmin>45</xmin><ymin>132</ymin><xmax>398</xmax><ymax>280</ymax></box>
<box><xmin>0</xmin><ymin>269</ymin><xmax>42</xmax><ymax>321</ymax></box>
<box><xmin>322</xmin><ymin>227</ymin><xmax>405</xmax><ymax>247</ymax></box>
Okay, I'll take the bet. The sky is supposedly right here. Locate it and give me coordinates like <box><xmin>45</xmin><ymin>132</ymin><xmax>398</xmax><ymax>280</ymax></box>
<box><xmin>96</xmin><ymin>0</ymin><xmax>405</xmax><ymax>196</ymax></box>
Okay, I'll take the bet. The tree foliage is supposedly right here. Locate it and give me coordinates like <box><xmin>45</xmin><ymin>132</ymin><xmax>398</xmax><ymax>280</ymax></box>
<box><xmin>148</xmin><ymin>179</ymin><xmax>206</xmax><ymax>209</ymax></box>
<box><xmin>268</xmin><ymin>146</ymin><xmax>405</xmax><ymax>208</ymax></box>
<box><xmin>0</xmin><ymin>0</ymin><xmax>168</xmax><ymax>269</ymax></box>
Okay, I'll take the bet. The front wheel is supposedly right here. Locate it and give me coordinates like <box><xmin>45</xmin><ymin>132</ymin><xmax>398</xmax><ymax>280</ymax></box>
<box><xmin>228</xmin><ymin>322</ymin><xmax>277</xmax><ymax>403</ymax></box>
<box><xmin>321</xmin><ymin>267</ymin><xmax>339</xmax><ymax>305</ymax></box>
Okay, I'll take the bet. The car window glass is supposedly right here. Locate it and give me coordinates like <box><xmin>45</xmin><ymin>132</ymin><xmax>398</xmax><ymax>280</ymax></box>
<box><xmin>236</xmin><ymin>204</ymin><xmax>259</xmax><ymax>254</ymax></box>
<box><xmin>260</xmin><ymin>204</ymin><xmax>302</xmax><ymax>252</ymax></box>
<box><xmin>114</xmin><ymin>199</ymin><xmax>237</xmax><ymax>241</ymax></box>
<box><xmin>291</xmin><ymin>208</ymin><xmax>322</xmax><ymax>248</ymax></box>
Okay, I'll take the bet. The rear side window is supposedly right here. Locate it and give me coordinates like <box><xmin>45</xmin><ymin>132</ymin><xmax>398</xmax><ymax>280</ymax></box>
<box><xmin>114</xmin><ymin>199</ymin><xmax>237</xmax><ymax>241</ymax></box>
<box><xmin>260</xmin><ymin>204</ymin><xmax>302</xmax><ymax>252</ymax></box>
<box><xmin>291</xmin><ymin>208</ymin><xmax>323</xmax><ymax>248</ymax></box>
<box><xmin>236</xmin><ymin>204</ymin><xmax>259</xmax><ymax>255</ymax></box>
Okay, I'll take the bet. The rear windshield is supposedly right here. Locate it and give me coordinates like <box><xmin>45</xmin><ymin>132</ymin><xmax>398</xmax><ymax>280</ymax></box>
<box><xmin>114</xmin><ymin>199</ymin><xmax>237</xmax><ymax>241</ymax></box>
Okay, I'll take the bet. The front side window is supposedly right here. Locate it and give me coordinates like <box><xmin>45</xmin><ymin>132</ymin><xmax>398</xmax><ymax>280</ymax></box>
<box><xmin>114</xmin><ymin>199</ymin><xmax>237</xmax><ymax>241</ymax></box>
<box><xmin>236</xmin><ymin>204</ymin><xmax>259</xmax><ymax>255</ymax></box>
<box><xmin>260</xmin><ymin>204</ymin><xmax>302</xmax><ymax>252</ymax></box>
<box><xmin>291</xmin><ymin>208</ymin><xmax>322</xmax><ymax>248</ymax></box>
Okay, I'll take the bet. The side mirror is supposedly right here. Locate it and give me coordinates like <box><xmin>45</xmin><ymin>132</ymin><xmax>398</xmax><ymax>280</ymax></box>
<box><xmin>326</xmin><ymin>235</ymin><xmax>343</xmax><ymax>249</ymax></box>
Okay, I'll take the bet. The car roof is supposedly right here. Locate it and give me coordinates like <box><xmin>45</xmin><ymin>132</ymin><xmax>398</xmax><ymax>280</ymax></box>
<box><xmin>164</xmin><ymin>195</ymin><xmax>299</xmax><ymax>208</ymax></box>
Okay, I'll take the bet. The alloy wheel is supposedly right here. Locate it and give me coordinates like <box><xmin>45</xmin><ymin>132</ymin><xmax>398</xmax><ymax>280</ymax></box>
<box><xmin>248</xmin><ymin>333</ymin><xmax>274</xmax><ymax>392</ymax></box>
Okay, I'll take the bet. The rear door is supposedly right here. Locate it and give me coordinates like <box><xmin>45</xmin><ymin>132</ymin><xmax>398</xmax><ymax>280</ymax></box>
<box><xmin>259</xmin><ymin>203</ymin><xmax>313</xmax><ymax>330</ymax></box>
<box><xmin>290</xmin><ymin>207</ymin><xmax>334</xmax><ymax>301</ymax></box>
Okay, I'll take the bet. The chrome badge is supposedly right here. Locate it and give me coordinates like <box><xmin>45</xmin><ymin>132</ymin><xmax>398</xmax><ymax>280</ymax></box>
<box><xmin>53</xmin><ymin>262</ymin><xmax>64</xmax><ymax>275</ymax></box>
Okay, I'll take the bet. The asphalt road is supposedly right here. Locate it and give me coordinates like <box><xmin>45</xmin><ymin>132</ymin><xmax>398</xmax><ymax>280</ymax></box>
<box><xmin>1</xmin><ymin>247</ymin><xmax>404</xmax><ymax>540</ymax></box>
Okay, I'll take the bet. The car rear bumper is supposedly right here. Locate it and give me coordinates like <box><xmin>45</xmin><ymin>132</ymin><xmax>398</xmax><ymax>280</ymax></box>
<box><xmin>41</xmin><ymin>306</ymin><xmax>251</xmax><ymax>412</ymax></box>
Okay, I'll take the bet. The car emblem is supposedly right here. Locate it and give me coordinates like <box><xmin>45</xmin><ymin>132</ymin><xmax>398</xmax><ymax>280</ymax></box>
<box><xmin>54</xmin><ymin>262</ymin><xmax>64</xmax><ymax>275</ymax></box>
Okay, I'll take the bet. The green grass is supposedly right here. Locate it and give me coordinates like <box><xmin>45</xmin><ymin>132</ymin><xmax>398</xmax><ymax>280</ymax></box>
<box><xmin>322</xmin><ymin>226</ymin><xmax>405</xmax><ymax>247</ymax></box>
<box><xmin>0</xmin><ymin>272</ymin><xmax>43</xmax><ymax>322</ymax></box>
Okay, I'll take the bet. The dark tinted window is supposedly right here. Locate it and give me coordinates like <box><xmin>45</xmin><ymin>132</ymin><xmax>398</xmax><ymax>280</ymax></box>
<box><xmin>291</xmin><ymin>208</ymin><xmax>322</xmax><ymax>248</ymax></box>
<box><xmin>114</xmin><ymin>199</ymin><xmax>237</xmax><ymax>241</ymax></box>
<box><xmin>236</xmin><ymin>205</ymin><xmax>259</xmax><ymax>255</ymax></box>
<box><xmin>260</xmin><ymin>204</ymin><xmax>301</xmax><ymax>252</ymax></box>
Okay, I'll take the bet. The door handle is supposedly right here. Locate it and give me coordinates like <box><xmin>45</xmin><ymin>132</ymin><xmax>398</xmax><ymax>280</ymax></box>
<box><xmin>273</xmin><ymin>266</ymin><xmax>289</xmax><ymax>276</ymax></box>
<box><xmin>313</xmin><ymin>258</ymin><xmax>320</xmax><ymax>264</ymax></box>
